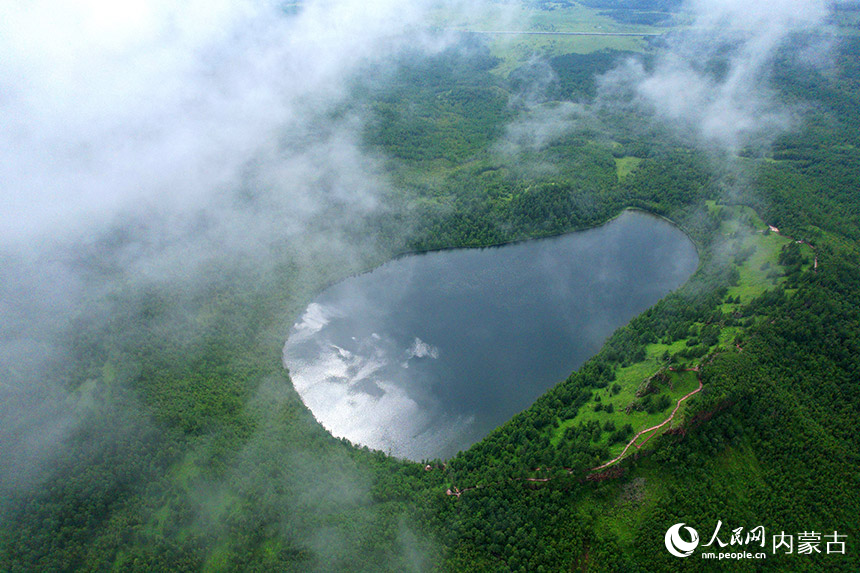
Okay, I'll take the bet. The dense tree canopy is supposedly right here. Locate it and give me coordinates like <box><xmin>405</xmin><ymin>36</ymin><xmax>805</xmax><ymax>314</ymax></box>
<box><xmin>2</xmin><ymin>26</ymin><xmax>859</xmax><ymax>573</ymax></box>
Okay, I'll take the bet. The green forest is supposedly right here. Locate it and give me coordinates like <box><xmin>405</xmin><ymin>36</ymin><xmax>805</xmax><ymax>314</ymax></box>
<box><xmin>1</xmin><ymin>2</ymin><xmax>859</xmax><ymax>572</ymax></box>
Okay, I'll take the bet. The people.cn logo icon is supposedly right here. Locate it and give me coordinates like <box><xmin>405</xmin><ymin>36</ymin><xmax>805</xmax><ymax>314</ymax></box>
<box><xmin>665</xmin><ymin>523</ymin><xmax>700</xmax><ymax>558</ymax></box>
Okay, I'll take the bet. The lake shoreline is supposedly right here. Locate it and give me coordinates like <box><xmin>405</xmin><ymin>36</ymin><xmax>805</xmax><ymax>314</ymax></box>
<box><xmin>307</xmin><ymin>206</ymin><xmax>700</xmax><ymax>305</ymax></box>
<box><xmin>284</xmin><ymin>210</ymin><xmax>700</xmax><ymax>460</ymax></box>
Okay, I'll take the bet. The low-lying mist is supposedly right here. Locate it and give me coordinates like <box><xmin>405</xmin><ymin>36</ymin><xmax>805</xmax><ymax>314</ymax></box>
<box><xmin>1</xmin><ymin>0</ymin><xmax>427</xmax><ymax>482</ymax></box>
<box><xmin>0</xmin><ymin>0</ymin><xmax>839</xmax><ymax>567</ymax></box>
<box><xmin>597</xmin><ymin>0</ymin><xmax>832</xmax><ymax>151</ymax></box>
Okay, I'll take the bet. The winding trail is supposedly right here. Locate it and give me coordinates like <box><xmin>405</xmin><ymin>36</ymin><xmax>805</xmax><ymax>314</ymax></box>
<box><xmin>590</xmin><ymin>369</ymin><xmax>702</xmax><ymax>471</ymax></box>
<box><xmin>445</xmin><ymin>225</ymin><xmax>813</xmax><ymax>495</ymax></box>
<box><xmin>443</xmin><ymin>369</ymin><xmax>704</xmax><ymax>497</ymax></box>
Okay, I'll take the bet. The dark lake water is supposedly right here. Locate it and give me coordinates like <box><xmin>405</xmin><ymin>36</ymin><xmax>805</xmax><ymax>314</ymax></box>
<box><xmin>283</xmin><ymin>210</ymin><xmax>698</xmax><ymax>461</ymax></box>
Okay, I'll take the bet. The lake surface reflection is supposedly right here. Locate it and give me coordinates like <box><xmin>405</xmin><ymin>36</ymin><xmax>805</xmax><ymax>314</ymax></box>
<box><xmin>283</xmin><ymin>210</ymin><xmax>698</xmax><ymax>461</ymax></box>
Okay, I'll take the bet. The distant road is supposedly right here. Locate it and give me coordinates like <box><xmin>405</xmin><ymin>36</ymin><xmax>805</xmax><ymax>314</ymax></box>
<box><xmin>450</xmin><ymin>30</ymin><xmax>663</xmax><ymax>37</ymax></box>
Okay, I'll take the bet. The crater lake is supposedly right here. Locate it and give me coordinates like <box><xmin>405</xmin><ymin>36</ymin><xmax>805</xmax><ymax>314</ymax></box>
<box><xmin>283</xmin><ymin>210</ymin><xmax>698</xmax><ymax>461</ymax></box>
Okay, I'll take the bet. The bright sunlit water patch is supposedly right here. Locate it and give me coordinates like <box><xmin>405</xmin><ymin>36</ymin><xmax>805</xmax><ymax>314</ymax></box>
<box><xmin>283</xmin><ymin>210</ymin><xmax>698</xmax><ymax>461</ymax></box>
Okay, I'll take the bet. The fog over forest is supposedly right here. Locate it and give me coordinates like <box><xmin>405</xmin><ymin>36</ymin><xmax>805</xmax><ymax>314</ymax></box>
<box><xmin>1</xmin><ymin>0</ymin><xmax>463</xmax><ymax>499</ymax></box>
<box><xmin>0</xmin><ymin>0</ymin><xmax>843</xmax><ymax>569</ymax></box>
<box><xmin>0</xmin><ymin>0</ymin><xmax>830</xmax><ymax>509</ymax></box>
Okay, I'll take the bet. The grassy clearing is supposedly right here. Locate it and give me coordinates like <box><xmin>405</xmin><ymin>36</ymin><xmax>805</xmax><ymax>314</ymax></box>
<box><xmin>552</xmin><ymin>367</ymin><xmax>699</xmax><ymax>455</ymax></box>
<box><xmin>432</xmin><ymin>3</ymin><xmax>659</xmax><ymax>75</ymax></box>
<box><xmin>585</xmin><ymin>465</ymin><xmax>669</xmax><ymax>548</ymax></box>
<box><xmin>725</xmin><ymin>232</ymin><xmax>788</xmax><ymax>304</ymax></box>
<box><xmin>719</xmin><ymin>206</ymin><xmax>792</xmax><ymax>304</ymax></box>
<box><xmin>437</xmin><ymin>2</ymin><xmax>660</xmax><ymax>35</ymax></box>
<box><xmin>589</xmin><ymin>440</ymin><xmax>767</xmax><ymax>549</ymax></box>
<box><xmin>614</xmin><ymin>156</ymin><xmax>642</xmax><ymax>181</ymax></box>
<box><xmin>709</xmin><ymin>201</ymin><xmax>814</xmax><ymax>306</ymax></box>
<box><xmin>490</xmin><ymin>35</ymin><xmax>648</xmax><ymax>75</ymax></box>
<box><xmin>550</xmin><ymin>203</ymin><xmax>807</xmax><ymax>467</ymax></box>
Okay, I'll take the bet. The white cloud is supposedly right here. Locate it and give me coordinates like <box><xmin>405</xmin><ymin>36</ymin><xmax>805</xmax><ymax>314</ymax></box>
<box><xmin>0</xmin><ymin>0</ymin><xmax>504</xmax><ymax>499</ymax></box>
<box><xmin>598</xmin><ymin>0</ymin><xmax>830</xmax><ymax>150</ymax></box>
<box><xmin>0</xmin><ymin>0</ymin><xmax>458</xmax><ymax>247</ymax></box>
